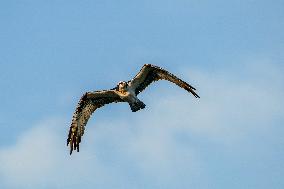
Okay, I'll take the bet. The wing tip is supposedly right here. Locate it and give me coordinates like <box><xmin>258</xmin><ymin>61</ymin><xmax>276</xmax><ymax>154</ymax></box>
<box><xmin>186</xmin><ymin>86</ymin><xmax>200</xmax><ymax>98</ymax></box>
<box><xmin>67</xmin><ymin>134</ymin><xmax>81</xmax><ymax>155</ymax></box>
<box><xmin>195</xmin><ymin>94</ymin><xmax>200</xmax><ymax>98</ymax></box>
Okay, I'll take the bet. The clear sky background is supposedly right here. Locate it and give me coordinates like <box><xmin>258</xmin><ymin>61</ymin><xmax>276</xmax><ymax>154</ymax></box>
<box><xmin>0</xmin><ymin>0</ymin><xmax>283</xmax><ymax>188</ymax></box>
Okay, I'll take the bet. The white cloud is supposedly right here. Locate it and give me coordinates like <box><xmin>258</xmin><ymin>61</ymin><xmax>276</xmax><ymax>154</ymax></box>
<box><xmin>0</xmin><ymin>61</ymin><xmax>283</xmax><ymax>189</ymax></box>
<box><xmin>178</xmin><ymin>61</ymin><xmax>284</xmax><ymax>140</ymax></box>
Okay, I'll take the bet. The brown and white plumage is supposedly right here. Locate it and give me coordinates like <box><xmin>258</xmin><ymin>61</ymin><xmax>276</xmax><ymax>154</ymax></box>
<box><xmin>128</xmin><ymin>64</ymin><xmax>200</xmax><ymax>98</ymax></box>
<box><xmin>67</xmin><ymin>91</ymin><xmax>123</xmax><ymax>154</ymax></box>
<box><xmin>67</xmin><ymin>64</ymin><xmax>200</xmax><ymax>154</ymax></box>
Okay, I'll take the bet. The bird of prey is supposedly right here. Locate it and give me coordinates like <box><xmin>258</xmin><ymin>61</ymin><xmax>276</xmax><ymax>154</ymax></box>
<box><xmin>67</xmin><ymin>64</ymin><xmax>200</xmax><ymax>154</ymax></box>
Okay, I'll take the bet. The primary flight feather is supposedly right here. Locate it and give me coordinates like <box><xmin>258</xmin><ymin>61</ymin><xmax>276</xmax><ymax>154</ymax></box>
<box><xmin>67</xmin><ymin>64</ymin><xmax>200</xmax><ymax>154</ymax></box>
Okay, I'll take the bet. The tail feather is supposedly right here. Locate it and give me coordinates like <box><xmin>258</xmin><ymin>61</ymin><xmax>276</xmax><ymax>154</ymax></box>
<box><xmin>130</xmin><ymin>100</ymin><xmax>146</xmax><ymax>112</ymax></box>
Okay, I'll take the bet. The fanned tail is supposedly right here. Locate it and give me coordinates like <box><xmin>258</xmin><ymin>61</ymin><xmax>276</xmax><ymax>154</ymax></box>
<box><xmin>129</xmin><ymin>100</ymin><xmax>146</xmax><ymax>112</ymax></box>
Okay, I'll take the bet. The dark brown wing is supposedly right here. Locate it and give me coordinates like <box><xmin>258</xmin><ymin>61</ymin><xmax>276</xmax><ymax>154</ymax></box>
<box><xmin>128</xmin><ymin>64</ymin><xmax>200</xmax><ymax>98</ymax></box>
<box><xmin>67</xmin><ymin>90</ymin><xmax>124</xmax><ymax>155</ymax></box>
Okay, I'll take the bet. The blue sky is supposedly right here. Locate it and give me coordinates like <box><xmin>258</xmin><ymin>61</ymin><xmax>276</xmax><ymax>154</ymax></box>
<box><xmin>0</xmin><ymin>0</ymin><xmax>283</xmax><ymax>188</ymax></box>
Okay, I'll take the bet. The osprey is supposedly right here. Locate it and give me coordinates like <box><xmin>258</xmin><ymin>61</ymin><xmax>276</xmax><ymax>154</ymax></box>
<box><xmin>67</xmin><ymin>64</ymin><xmax>200</xmax><ymax>154</ymax></box>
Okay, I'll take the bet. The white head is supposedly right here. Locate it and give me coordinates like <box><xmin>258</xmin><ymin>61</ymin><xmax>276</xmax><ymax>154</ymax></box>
<box><xmin>118</xmin><ymin>81</ymin><xmax>128</xmax><ymax>91</ymax></box>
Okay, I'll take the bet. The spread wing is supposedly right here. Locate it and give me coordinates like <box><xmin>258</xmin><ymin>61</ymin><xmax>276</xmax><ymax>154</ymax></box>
<box><xmin>128</xmin><ymin>64</ymin><xmax>200</xmax><ymax>98</ymax></box>
<box><xmin>67</xmin><ymin>90</ymin><xmax>124</xmax><ymax>155</ymax></box>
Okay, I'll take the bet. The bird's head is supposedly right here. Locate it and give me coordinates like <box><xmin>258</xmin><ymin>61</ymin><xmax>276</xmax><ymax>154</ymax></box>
<box><xmin>118</xmin><ymin>81</ymin><xmax>128</xmax><ymax>92</ymax></box>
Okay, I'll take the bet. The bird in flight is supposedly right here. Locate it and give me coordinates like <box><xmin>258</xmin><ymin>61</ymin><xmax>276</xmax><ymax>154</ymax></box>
<box><xmin>67</xmin><ymin>64</ymin><xmax>200</xmax><ymax>154</ymax></box>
